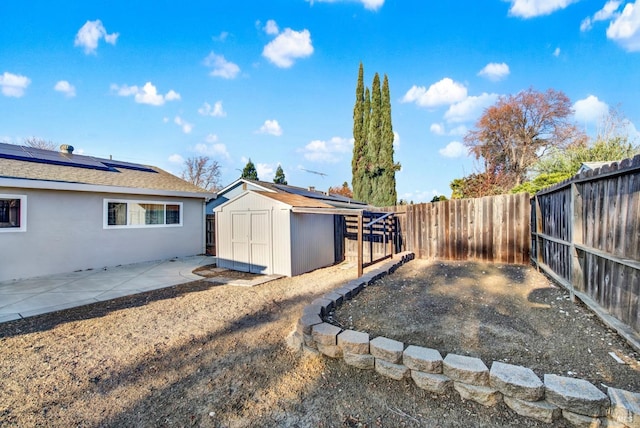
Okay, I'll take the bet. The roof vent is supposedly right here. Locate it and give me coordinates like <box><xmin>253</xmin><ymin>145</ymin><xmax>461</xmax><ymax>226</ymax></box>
<box><xmin>60</xmin><ymin>144</ymin><xmax>74</xmax><ymax>154</ymax></box>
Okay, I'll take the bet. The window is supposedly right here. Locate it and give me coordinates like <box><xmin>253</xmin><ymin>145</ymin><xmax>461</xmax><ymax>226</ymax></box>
<box><xmin>0</xmin><ymin>195</ymin><xmax>27</xmax><ymax>232</ymax></box>
<box><xmin>104</xmin><ymin>199</ymin><xmax>183</xmax><ymax>228</ymax></box>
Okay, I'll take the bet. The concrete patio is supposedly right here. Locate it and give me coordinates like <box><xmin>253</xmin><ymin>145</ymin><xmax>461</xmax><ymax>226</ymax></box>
<box><xmin>0</xmin><ymin>255</ymin><xmax>214</xmax><ymax>323</ymax></box>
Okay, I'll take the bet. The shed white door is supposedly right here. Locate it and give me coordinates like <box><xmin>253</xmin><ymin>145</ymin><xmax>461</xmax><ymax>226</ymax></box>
<box><xmin>230</xmin><ymin>211</ymin><xmax>271</xmax><ymax>274</ymax></box>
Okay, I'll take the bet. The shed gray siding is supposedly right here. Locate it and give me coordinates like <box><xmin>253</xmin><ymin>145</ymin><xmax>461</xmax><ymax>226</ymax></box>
<box><xmin>0</xmin><ymin>188</ymin><xmax>205</xmax><ymax>282</ymax></box>
<box><xmin>290</xmin><ymin>213</ymin><xmax>335</xmax><ymax>276</ymax></box>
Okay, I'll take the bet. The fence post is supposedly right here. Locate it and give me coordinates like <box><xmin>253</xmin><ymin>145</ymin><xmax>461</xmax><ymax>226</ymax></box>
<box><xmin>357</xmin><ymin>214</ymin><xmax>363</xmax><ymax>278</ymax></box>
<box><xmin>569</xmin><ymin>182</ymin><xmax>584</xmax><ymax>302</ymax></box>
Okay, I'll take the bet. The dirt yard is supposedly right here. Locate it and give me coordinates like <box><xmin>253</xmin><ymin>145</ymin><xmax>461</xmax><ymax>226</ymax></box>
<box><xmin>0</xmin><ymin>259</ymin><xmax>638</xmax><ymax>427</ymax></box>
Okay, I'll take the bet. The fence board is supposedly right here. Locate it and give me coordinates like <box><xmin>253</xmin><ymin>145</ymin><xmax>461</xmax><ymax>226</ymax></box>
<box><xmin>531</xmin><ymin>155</ymin><xmax>640</xmax><ymax>336</ymax></box>
<box><xmin>384</xmin><ymin>193</ymin><xmax>529</xmax><ymax>264</ymax></box>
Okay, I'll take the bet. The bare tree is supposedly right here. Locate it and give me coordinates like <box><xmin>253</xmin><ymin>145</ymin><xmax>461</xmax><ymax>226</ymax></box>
<box><xmin>464</xmin><ymin>88</ymin><xmax>586</xmax><ymax>188</ymax></box>
<box><xmin>23</xmin><ymin>137</ymin><xmax>57</xmax><ymax>151</ymax></box>
<box><xmin>181</xmin><ymin>156</ymin><xmax>221</xmax><ymax>191</ymax></box>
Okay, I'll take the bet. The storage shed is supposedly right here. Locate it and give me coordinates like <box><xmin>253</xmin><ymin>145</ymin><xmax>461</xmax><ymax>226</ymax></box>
<box><xmin>215</xmin><ymin>190</ymin><xmax>338</xmax><ymax>277</ymax></box>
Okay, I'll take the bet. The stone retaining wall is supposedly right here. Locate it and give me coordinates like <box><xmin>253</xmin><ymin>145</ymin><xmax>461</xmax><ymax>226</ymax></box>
<box><xmin>288</xmin><ymin>252</ymin><xmax>640</xmax><ymax>427</ymax></box>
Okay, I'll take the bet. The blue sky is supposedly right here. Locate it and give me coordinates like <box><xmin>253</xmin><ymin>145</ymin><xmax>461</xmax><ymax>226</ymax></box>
<box><xmin>1</xmin><ymin>0</ymin><xmax>639</xmax><ymax>202</ymax></box>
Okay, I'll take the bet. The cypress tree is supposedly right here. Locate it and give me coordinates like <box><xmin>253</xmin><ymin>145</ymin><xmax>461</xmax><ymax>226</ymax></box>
<box><xmin>367</xmin><ymin>73</ymin><xmax>383</xmax><ymax>203</ymax></box>
<box><xmin>273</xmin><ymin>165</ymin><xmax>287</xmax><ymax>184</ymax></box>
<box><xmin>241</xmin><ymin>158</ymin><xmax>258</xmax><ymax>180</ymax></box>
<box><xmin>360</xmin><ymin>87</ymin><xmax>372</xmax><ymax>203</ymax></box>
<box><xmin>351</xmin><ymin>65</ymin><xmax>399</xmax><ymax>206</ymax></box>
<box><xmin>352</xmin><ymin>63</ymin><xmax>366</xmax><ymax>201</ymax></box>
<box><xmin>379</xmin><ymin>74</ymin><xmax>399</xmax><ymax>206</ymax></box>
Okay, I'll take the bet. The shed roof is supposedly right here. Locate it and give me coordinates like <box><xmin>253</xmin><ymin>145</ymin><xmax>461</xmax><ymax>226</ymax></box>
<box><xmin>254</xmin><ymin>191</ymin><xmax>334</xmax><ymax>209</ymax></box>
<box><xmin>217</xmin><ymin>178</ymin><xmax>368</xmax><ymax>209</ymax></box>
<box><xmin>0</xmin><ymin>142</ymin><xmax>211</xmax><ymax>198</ymax></box>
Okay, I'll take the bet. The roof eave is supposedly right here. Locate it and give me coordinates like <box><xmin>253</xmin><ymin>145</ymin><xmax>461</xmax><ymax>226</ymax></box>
<box><xmin>0</xmin><ymin>177</ymin><xmax>213</xmax><ymax>200</ymax></box>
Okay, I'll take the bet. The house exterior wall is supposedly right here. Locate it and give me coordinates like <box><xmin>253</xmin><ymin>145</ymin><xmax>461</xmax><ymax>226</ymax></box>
<box><xmin>0</xmin><ymin>188</ymin><xmax>205</xmax><ymax>282</ymax></box>
<box><xmin>290</xmin><ymin>213</ymin><xmax>335</xmax><ymax>276</ymax></box>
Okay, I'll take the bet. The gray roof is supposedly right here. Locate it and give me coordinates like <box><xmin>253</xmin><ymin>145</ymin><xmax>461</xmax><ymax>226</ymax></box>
<box><xmin>0</xmin><ymin>142</ymin><xmax>210</xmax><ymax>196</ymax></box>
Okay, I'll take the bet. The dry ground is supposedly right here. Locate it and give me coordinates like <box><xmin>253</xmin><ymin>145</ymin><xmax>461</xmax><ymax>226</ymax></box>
<box><xmin>0</xmin><ymin>259</ymin><xmax>638</xmax><ymax>427</ymax></box>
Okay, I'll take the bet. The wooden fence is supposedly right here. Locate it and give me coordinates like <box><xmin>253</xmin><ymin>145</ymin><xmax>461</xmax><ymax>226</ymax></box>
<box><xmin>206</xmin><ymin>214</ymin><xmax>215</xmax><ymax>255</ymax></box>
<box><xmin>384</xmin><ymin>193</ymin><xmax>531</xmax><ymax>264</ymax></box>
<box><xmin>531</xmin><ymin>155</ymin><xmax>640</xmax><ymax>340</ymax></box>
<box><xmin>341</xmin><ymin>211</ymin><xmax>397</xmax><ymax>275</ymax></box>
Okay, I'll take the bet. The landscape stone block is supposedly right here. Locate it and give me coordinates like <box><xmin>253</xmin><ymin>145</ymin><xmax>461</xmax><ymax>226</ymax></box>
<box><xmin>310</xmin><ymin>298</ymin><xmax>334</xmax><ymax>314</ymax></box>
<box><xmin>317</xmin><ymin>343</ymin><xmax>343</xmax><ymax>359</ymax></box>
<box><xmin>322</xmin><ymin>292</ymin><xmax>343</xmax><ymax>307</ymax></box>
<box><xmin>302</xmin><ymin>304</ymin><xmax>323</xmax><ymax>317</ymax></box>
<box><xmin>503</xmin><ymin>396</ymin><xmax>561</xmax><ymax>424</ymax></box>
<box><xmin>561</xmin><ymin>410</ymin><xmax>604</xmax><ymax>427</ymax></box>
<box><xmin>297</xmin><ymin>313</ymin><xmax>323</xmax><ymax>335</ymax></box>
<box><xmin>544</xmin><ymin>374</ymin><xmax>610</xmax><ymax>417</ymax></box>
<box><xmin>608</xmin><ymin>387</ymin><xmax>640</xmax><ymax>428</ymax></box>
<box><xmin>411</xmin><ymin>371</ymin><xmax>452</xmax><ymax>394</ymax></box>
<box><xmin>403</xmin><ymin>345</ymin><xmax>443</xmax><ymax>373</ymax></box>
<box><xmin>490</xmin><ymin>361</ymin><xmax>544</xmax><ymax>401</ymax></box>
<box><xmin>344</xmin><ymin>352</ymin><xmax>375</xmax><ymax>370</ymax></box>
<box><xmin>333</xmin><ymin>287</ymin><xmax>353</xmax><ymax>300</ymax></box>
<box><xmin>375</xmin><ymin>359</ymin><xmax>409</xmax><ymax>380</ymax></box>
<box><xmin>343</xmin><ymin>281</ymin><xmax>363</xmax><ymax>296</ymax></box>
<box><xmin>443</xmin><ymin>354</ymin><xmax>490</xmax><ymax>386</ymax></box>
<box><xmin>302</xmin><ymin>345</ymin><xmax>320</xmax><ymax>356</ymax></box>
<box><xmin>311</xmin><ymin>323</ymin><xmax>341</xmax><ymax>346</ymax></box>
<box><xmin>370</xmin><ymin>336</ymin><xmax>404</xmax><ymax>363</ymax></box>
<box><xmin>337</xmin><ymin>330</ymin><xmax>370</xmax><ymax>354</ymax></box>
<box><xmin>454</xmin><ymin>382</ymin><xmax>502</xmax><ymax>407</ymax></box>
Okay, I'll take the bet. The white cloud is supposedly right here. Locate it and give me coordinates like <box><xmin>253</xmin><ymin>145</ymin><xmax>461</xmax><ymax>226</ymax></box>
<box><xmin>110</xmin><ymin>82</ymin><xmax>180</xmax><ymax>106</ymax></box>
<box><xmin>54</xmin><ymin>80</ymin><xmax>76</xmax><ymax>97</ymax></box>
<box><xmin>581</xmin><ymin>1</ymin><xmax>622</xmax><ymax>31</ymax></box>
<box><xmin>264</xmin><ymin>19</ymin><xmax>280</xmax><ymax>35</ymax></box>
<box><xmin>507</xmin><ymin>0</ymin><xmax>578</xmax><ymax>18</ymax></box>
<box><xmin>257</xmin><ymin>163</ymin><xmax>275</xmax><ymax>180</ymax></box>
<box><xmin>300</xmin><ymin>136</ymin><xmax>352</xmax><ymax>163</ymax></box>
<box><xmin>0</xmin><ymin>72</ymin><xmax>30</xmax><ymax>97</ymax></box>
<box><xmin>430</xmin><ymin>123</ymin><xmax>446</xmax><ymax>135</ymax></box>
<box><xmin>205</xmin><ymin>134</ymin><xmax>219</xmax><ymax>143</ymax></box>
<box><xmin>439</xmin><ymin>141</ymin><xmax>468</xmax><ymax>158</ymax></box>
<box><xmin>306</xmin><ymin>0</ymin><xmax>384</xmax><ymax>11</ymax></box>
<box><xmin>212</xmin><ymin>31</ymin><xmax>229</xmax><ymax>42</ymax></box>
<box><xmin>174</xmin><ymin>116</ymin><xmax>193</xmax><ymax>134</ymax></box>
<box><xmin>204</xmin><ymin>52</ymin><xmax>240</xmax><ymax>79</ymax></box>
<box><xmin>607</xmin><ymin>1</ymin><xmax>640</xmax><ymax>52</ymax></box>
<box><xmin>553</xmin><ymin>47</ymin><xmax>561</xmax><ymax>56</ymax></box>
<box><xmin>449</xmin><ymin>125</ymin><xmax>468</xmax><ymax>136</ymax></box>
<box><xmin>573</xmin><ymin>95</ymin><xmax>609</xmax><ymax>124</ymax></box>
<box><xmin>168</xmin><ymin>154</ymin><xmax>184</xmax><ymax>164</ymax></box>
<box><xmin>478</xmin><ymin>62</ymin><xmax>510</xmax><ymax>81</ymax></box>
<box><xmin>258</xmin><ymin>119</ymin><xmax>283</xmax><ymax>136</ymax></box>
<box><xmin>444</xmin><ymin>93</ymin><xmax>499</xmax><ymax>123</ymax></box>
<box><xmin>198</xmin><ymin>101</ymin><xmax>227</xmax><ymax>117</ymax></box>
<box><xmin>194</xmin><ymin>142</ymin><xmax>231</xmax><ymax>160</ymax></box>
<box><xmin>74</xmin><ymin>20</ymin><xmax>119</xmax><ymax>54</ymax></box>
<box><xmin>263</xmin><ymin>28</ymin><xmax>314</xmax><ymax>68</ymax></box>
<box><xmin>393</xmin><ymin>131</ymin><xmax>400</xmax><ymax>149</ymax></box>
<box><xmin>401</xmin><ymin>78</ymin><xmax>467</xmax><ymax>108</ymax></box>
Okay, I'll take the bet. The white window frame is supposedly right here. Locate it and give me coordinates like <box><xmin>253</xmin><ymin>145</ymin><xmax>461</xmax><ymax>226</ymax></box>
<box><xmin>0</xmin><ymin>194</ymin><xmax>27</xmax><ymax>233</ymax></box>
<box><xmin>103</xmin><ymin>199</ymin><xmax>183</xmax><ymax>229</ymax></box>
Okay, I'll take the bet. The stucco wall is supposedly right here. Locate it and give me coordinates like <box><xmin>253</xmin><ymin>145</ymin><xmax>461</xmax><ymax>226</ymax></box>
<box><xmin>0</xmin><ymin>188</ymin><xmax>205</xmax><ymax>282</ymax></box>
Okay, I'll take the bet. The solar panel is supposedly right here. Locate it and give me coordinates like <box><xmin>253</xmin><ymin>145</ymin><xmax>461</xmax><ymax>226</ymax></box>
<box><xmin>0</xmin><ymin>142</ymin><xmax>156</xmax><ymax>173</ymax></box>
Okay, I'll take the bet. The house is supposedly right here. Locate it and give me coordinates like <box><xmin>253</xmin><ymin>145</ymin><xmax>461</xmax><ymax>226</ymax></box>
<box><xmin>577</xmin><ymin>161</ymin><xmax>615</xmax><ymax>174</ymax></box>
<box><xmin>0</xmin><ymin>142</ymin><xmax>213</xmax><ymax>282</ymax></box>
<box><xmin>213</xmin><ymin>179</ymin><xmax>370</xmax><ymax>277</ymax></box>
